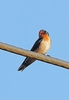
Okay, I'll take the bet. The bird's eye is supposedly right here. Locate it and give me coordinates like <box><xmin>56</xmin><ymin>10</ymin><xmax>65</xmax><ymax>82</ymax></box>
<box><xmin>47</xmin><ymin>32</ymin><xmax>49</xmax><ymax>36</ymax></box>
<box><xmin>45</xmin><ymin>31</ymin><xmax>49</xmax><ymax>36</ymax></box>
<box><xmin>44</xmin><ymin>30</ymin><xmax>46</xmax><ymax>33</ymax></box>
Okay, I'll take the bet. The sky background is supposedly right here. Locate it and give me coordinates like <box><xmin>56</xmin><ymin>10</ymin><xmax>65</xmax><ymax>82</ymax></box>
<box><xmin>0</xmin><ymin>0</ymin><xmax>69</xmax><ymax>100</ymax></box>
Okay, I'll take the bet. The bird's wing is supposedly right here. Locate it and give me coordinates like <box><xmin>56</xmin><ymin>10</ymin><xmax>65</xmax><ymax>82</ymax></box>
<box><xmin>18</xmin><ymin>38</ymin><xmax>43</xmax><ymax>71</ymax></box>
<box><xmin>31</xmin><ymin>38</ymin><xmax>42</xmax><ymax>51</ymax></box>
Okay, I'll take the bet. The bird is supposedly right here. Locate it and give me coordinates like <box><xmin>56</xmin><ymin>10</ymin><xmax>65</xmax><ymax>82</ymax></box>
<box><xmin>18</xmin><ymin>29</ymin><xmax>51</xmax><ymax>71</ymax></box>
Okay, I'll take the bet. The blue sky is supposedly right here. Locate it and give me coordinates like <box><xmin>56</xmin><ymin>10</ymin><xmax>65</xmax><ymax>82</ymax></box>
<box><xmin>0</xmin><ymin>0</ymin><xmax>69</xmax><ymax>100</ymax></box>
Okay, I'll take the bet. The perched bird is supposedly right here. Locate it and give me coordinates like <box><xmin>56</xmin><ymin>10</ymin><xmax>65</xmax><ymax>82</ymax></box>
<box><xmin>18</xmin><ymin>29</ymin><xmax>51</xmax><ymax>71</ymax></box>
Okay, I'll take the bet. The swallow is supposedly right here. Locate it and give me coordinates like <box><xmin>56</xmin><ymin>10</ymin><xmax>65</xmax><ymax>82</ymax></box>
<box><xmin>18</xmin><ymin>29</ymin><xmax>51</xmax><ymax>71</ymax></box>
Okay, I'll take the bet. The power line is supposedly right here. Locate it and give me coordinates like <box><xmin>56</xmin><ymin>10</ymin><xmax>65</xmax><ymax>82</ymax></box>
<box><xmin>0</xmin><ymin>42</ymin><xmax>69</xmax><ymax>70</ymax></box>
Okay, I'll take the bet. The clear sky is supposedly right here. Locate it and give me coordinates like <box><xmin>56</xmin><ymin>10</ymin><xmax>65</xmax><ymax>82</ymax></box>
<box><xmin>0</xmin><ymin>0</ymin><xmax>69</xmax><ymax>100</ymax></box>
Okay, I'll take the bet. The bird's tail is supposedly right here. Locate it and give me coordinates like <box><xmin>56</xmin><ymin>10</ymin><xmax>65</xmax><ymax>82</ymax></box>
<box><xmin>18</xmin><ymin>57</ymin><xmax>36</xmax><ymax>71</ymax></box>
<box><xmin>18</xmin><ymin>64</ymin><xmax>26</xmax><ymax>71</ymax></box>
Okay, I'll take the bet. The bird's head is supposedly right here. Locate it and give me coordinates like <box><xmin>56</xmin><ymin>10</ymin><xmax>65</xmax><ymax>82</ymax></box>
<box><xmin>39</xmin><ymin>30</ymin><xmax>49</xmax><ymax>40</ymax></box>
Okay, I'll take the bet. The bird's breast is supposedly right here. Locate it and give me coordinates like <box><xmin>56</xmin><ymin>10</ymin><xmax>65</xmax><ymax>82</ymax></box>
<box><xmin>37</xmin><ymin>39</ymin><xmax>51</xmax><ymax>54</ymax></box>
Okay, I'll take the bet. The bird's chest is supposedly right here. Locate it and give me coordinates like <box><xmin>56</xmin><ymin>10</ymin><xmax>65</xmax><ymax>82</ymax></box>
<box><xmin>37</xmin><ymin>39</ymin><xmax>51</xmax><ymax>54</ymax></box>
